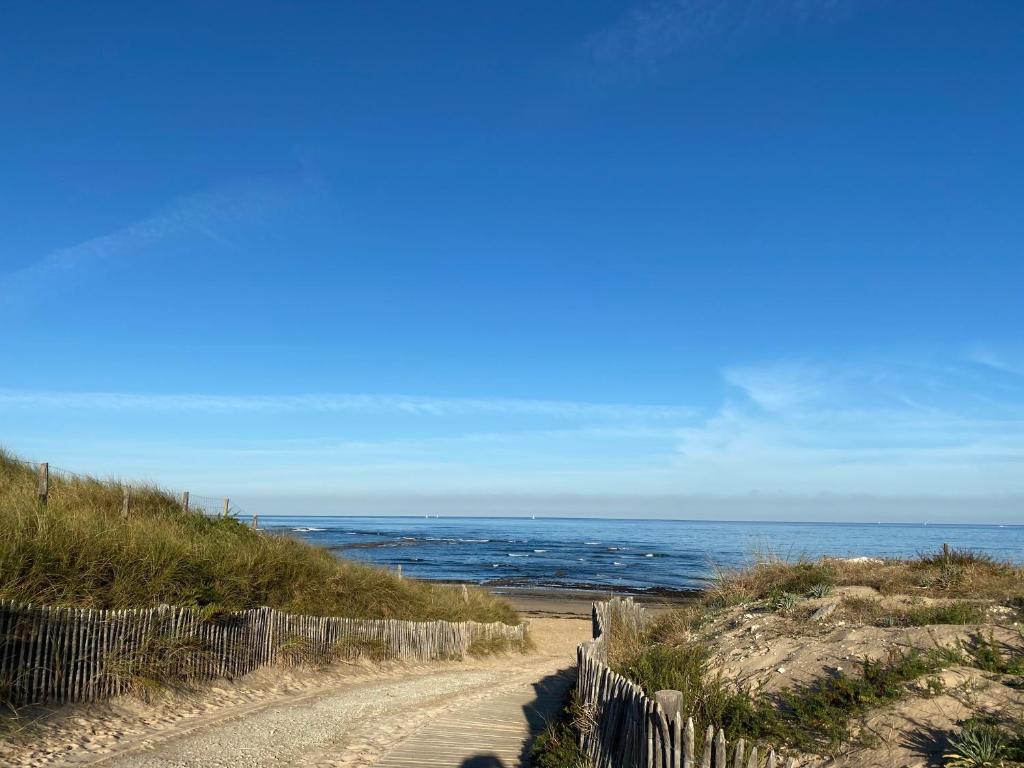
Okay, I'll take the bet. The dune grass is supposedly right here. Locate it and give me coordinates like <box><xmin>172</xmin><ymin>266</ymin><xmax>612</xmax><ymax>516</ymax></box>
<box><xmin>0</xmin><ymin>449</ymin><xmax>518</xmax><ymax>624</ymax></box>
<box><xmin>708</xmin><ymin>549</ymin><xmax>1023</xmax><ymax>606</ymax></box>
<box><xmin>607</xmin><ymin>606</ymin><xmax>1014</xmax><ymax>757</ymax></box>
<box><xmin>605</xmin><ymin>549</ymin><xmax>1024</xmax><ymax>758</ymax></box>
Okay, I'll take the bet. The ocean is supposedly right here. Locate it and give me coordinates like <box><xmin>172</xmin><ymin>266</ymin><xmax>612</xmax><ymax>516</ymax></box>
<box><xmin>262</xmin><ymin>516</ymin><xmax>1024</xmax><ymax>594</ymax></box>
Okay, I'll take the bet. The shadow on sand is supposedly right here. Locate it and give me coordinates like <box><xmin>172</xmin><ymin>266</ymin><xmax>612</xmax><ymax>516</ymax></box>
<box><xmin>457</xmin><ymin>665</ymin><xmax>576</xmax><ymax>768</ymax></box>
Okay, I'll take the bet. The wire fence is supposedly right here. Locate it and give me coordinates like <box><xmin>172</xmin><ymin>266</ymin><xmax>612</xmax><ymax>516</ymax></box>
<box><xmin>9</xmin><ymin>456</ymin><xmax>257</xmax><ymax>527</ymax></box>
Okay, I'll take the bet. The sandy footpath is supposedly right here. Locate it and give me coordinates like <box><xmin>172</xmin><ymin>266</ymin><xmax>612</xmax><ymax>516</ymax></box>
<box><xmin>0</xmin><ymin>617</ymin><xmax>589</xmax><ymax>768</ymax></box>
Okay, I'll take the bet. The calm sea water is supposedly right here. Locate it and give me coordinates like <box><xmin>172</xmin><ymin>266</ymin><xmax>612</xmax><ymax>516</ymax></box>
<box><xmin>261</xmin><ymin>517</ymin><xmax>1024</xmax><ymax>593</ymax></box>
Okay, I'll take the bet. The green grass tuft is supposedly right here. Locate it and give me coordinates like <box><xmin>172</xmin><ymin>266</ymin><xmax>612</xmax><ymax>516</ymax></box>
<box><xmin>0</xmin><ymin>448</ymin><xmax>518</xmax><ymax>625</ymax></box>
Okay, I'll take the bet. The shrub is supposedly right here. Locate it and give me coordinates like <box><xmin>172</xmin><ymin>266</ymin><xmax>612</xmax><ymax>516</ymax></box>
<box><xmin>964</xmin><ymin>632</ymin><xmax>1024</xmax><ymax>675</ymax></box>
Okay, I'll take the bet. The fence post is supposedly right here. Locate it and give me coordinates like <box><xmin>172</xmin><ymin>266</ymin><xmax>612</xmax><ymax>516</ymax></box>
<box><xmin>121</xmin><ymin>487</ymin><xmax>131</xmax><ymax>520</ymax></box>
<box><xmin>396</xmin><ymin>565</ymin><xmax>402</xmax><ymax>580</ymax></box>
<box><xmin>182</xmin><ymin>491</ymin><xmax>189</xmax><ymax>512</ymax></box>
<box><xmin>38</xmin><ymin>462</ymin><xmax>49</xmax><ymax>506</ymax></box>
<box><xmin>251</xmin><ymin>514</ymin><xmax>258</xmax><ymax>530</ymax></box>
<box><xmin>223</xmin><ymin>498</ymin><xmax>230</xmax><ymax>518</ymax></box>
<box><xmin>655</xmin><ymin>689</ymin><xmax>682</xmax><ymax>720</ymax></box>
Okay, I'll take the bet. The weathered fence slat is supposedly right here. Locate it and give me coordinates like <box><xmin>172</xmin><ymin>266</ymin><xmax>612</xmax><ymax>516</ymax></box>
<box><xmin>577</xmin><ymin>598</ymin><xmax>815</xmax><ymax>768</ymax></box>
<box><xmin>0</xmin><ymin>601</ymin><xmax>526</xmax><ymax>706</ymax></box>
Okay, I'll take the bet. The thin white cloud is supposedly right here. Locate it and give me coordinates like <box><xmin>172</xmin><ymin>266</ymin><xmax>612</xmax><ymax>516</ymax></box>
<box><xmin>585</xmin><ymin>0</ymin><xmax>859</xmax><ymax>67</ymax></box>
<box><xmin>724</xmin><ymin>362</ymin><xmax>833</xmax><ymax>410</ymax></box>
<box><xmin>967</xmin><ymin>343</ymin><xmax>1024</xmax><ymax>377</ymax></box>
<box><xmin>0</xmin><ymin>389</ymin><xmax>696</xmax><ymax>422</ymax></box>
<box><xmin>5</xmin><ymin>353</ymin><xmax>1022</xmax><ymax>503</ymax></box>
<box><xmin>676</xmin><ymin>358</ymin><xmax>1024</xmax><ymax>495</ymax></box>
<box><xmin>0</xmin><ymin>180</ymin><xmax>286</xmax><ymax>307</ymax></box>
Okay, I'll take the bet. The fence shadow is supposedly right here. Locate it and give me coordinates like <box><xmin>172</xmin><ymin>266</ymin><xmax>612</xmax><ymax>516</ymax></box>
<box><xmin>517</xmin><ymin>665</ymin><xmax>577</xmax><ymax>766</ymax></box>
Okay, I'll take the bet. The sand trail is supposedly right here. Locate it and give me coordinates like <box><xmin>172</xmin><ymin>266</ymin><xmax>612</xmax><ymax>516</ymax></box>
<box><xmin>2</xmin><ymin>617</ymin><xmax>588</xmax><ymax>768</ymax></box>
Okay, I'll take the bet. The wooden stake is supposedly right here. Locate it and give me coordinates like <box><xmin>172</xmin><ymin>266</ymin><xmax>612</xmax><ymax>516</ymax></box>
<box><xmin>223</xmin><ymin>498</ymin><xmax>230</xmax><ymax>518</ymax></box>
<box><xmin>182</xmin><ymin>491</ymin><xmax>189</xmax><ymax>512</ymax></box>
<box><xmin>121</xmin><ymin>487</ymin><xmax>131</xmax><ymax>520</ymax></box>
<box><xmin>38</xmin><ymin>463</ymin><xmax>49</xmax><ymax>506</ymax></box>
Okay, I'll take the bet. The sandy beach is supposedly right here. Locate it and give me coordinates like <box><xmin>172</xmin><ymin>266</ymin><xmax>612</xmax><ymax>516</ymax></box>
<box><xmin>455</xmin><ymin>584</ymin><xmax>697</xmax><ymax>619</ymax></box>
<box><xmin>0</xmin><ymin>609</ymin><xmax>591</xmax><ymax>768</ymax></box>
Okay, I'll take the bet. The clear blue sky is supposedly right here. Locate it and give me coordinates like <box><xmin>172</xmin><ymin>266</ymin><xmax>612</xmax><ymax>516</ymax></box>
<box><xmin>1</xmin><ymin>2</ymin><xmax>1022</xmax><ymax>521</ymax></box>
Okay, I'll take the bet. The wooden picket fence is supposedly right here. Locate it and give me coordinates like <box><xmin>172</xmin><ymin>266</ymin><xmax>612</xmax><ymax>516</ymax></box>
<box><xmin>577</xmin><ymin>598</ymin><xmax>812</xmax><ymax>768</ymax></box>
<box><xmin>0</xmin><ymin>600</ymin><xmax>528</xmax><ymax>706</ymax></box>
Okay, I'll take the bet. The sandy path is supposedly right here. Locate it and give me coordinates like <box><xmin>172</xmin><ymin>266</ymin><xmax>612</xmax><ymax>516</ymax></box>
<box><xmin>2</xmin><ymin>618</ymin><xmax>588</xmax><ymax>768</ymax></box>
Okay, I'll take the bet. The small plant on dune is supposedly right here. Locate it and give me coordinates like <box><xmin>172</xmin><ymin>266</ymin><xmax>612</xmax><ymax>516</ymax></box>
<box><xmin>839</xmin><ymin>596</ymin><xmax>985</xmax><ymax>628</ymax></box>
<box><xmin>964</xmin><ymin>632</ymin><xmax>1024</xmax><ymax>675</ymax></box>
<box><xmin>278</xmin><ymin>635</ymin><xmax>315</xmax><ymax>666</ymax></box>
<box><xmin>531</xmin><ymin>719</ymin><xmax>591</xmax><ymax>768</ymax></box>
<box><xmin>938</xmin><ymin>562</ymin><xmax>968</xmax><ymax>590</ymax></box>
<box><xmin>839</xmin><ymin>595</ymin><xmax>889</xmax><ymax>624</ymax></box>
<box><xmin>766</xmin><ymin>589</ymin><xmax>800</xmax><ymax>611</ymax></box>
<box><xmin>332</xmin><ymin>636</ymin><xmax>390</xmax><ymax>662</ymax></box>
<box><xmin>468</xmin><ymin>634</ymin><xmax>532</xmax><ymax>657</ymax></box>
<box><xmin>903</xmin><ymin>602</ymin><xmax>986</xmax><ymax>627</ymax></box>
<box><xmin>944</xmin><ymin>721</ymin><xmax>1008</xmax><ymax>767</ymax></box>
<box><xmin>531</xmin><ymin>691</ymin><xmax>593</xmax><ymax>768</ymax></box>
<box><xmin>807</xmin><ymin>582</ymin><xmax>833</xmax><ymax>599</ymax></box>
<box><xmin>104</xmin><ymin>632</ymin><xmax>214</xmax><ymax>701</ymax></box>
<box><xmin>919</xmin><ymin>547</ymin><xmax>1000</xmax><ymax>568</ymax></box>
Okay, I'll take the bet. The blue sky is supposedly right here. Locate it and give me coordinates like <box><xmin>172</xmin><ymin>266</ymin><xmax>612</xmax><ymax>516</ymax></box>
<box><xmin>1</xmin><ymin>2</ymin><xmax>1022</xmax><ymax>521</ymax></box>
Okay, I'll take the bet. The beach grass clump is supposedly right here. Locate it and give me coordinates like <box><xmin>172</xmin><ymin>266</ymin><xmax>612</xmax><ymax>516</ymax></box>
<box><xmin>531</xmin><ymin>691</ymin><xmax>593</xmax><ymax>768</ymax></box>
<box><xmin>610</xmin><ymin>612</ymin><xmax>964</xmax><ymax>756</ymax></box>
<box><xmin>944</xmin><ymin>715</ymin><xmax>1024</xmax><ymax>768</ymax></box>
<box><xmin>103</xmin><ymin>632</ymin><xmax>214</xmax><ymax>701</ymax></box>
<box><xmin>963</xmin><ymin>631</ymin><xmax>1024</xmax><ymax>676</ymax></box>
<box><xmin>839</xmin><ymin>597</ymin><xmax>987</xmax><ymax>627</ymax></box>
<box><xmin>710</xmin><ymin>549</ymin><xmax>1022</xmax><ymax>606</ymax></box>
<box><xmin>0</xmin><ymin>448</ymin><xmax>518</xmax><ymax>625</ymax></box>
<box><xmin>710</xmin><ymin>558</ymin><xmax>837</xmax><ymax>604</ymax></box>
<box><xmin>607</xmin><ymin>549</ymin><xmax>1023</xmax><ymax>759</ymax></box>
<box><xmin>903</xmin><ymin>602</ymin><xmax>987</xmax><ymax>627</ymax></box>
<box><xmin>467</xmin><ymin>633</ymin><xmax>533</xmax><ymax>657</ymax></box>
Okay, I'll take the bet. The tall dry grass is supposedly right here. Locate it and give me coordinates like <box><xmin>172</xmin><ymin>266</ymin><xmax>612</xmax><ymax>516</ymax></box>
<box><xmin>0</xmin><ymin>449</ymin><xmax>517</xmax><ymax>624</ymax></box>
<box><xmin>706</xmin><ymin>549</ymin><xmax>1023</xmax><ymax>605</ymax></box>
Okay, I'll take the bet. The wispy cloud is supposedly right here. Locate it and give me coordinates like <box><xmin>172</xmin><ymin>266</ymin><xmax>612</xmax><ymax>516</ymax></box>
<box><xmin>0</xmin><ymin>179</ymin><xmax>287</xmax><ymax>308</ymax></box>
<box><xmin>968</xmin><ymin>343</ymin><xmax>1024</xmax><ymax>378</ymax></box>
<box><xmin>0</xmin><ymin>389</ymin><xmax>696</xmax><ymax>422</ymax></box>
<box><xmin>4</xmin><ymin>351</ymin><xmax>1022</xmax><ymax>506</ymax></box>
<box><xmin>585</xmin><ymin>0</ymin><xmax>860</xmax><ymax>68</ymax></box>
<box><xmin>678</xmin><ymin>356</ymin><xmax>1024</xmax><ymax>495</ymax></box>
<box><xmin>724</xmin><ymin>362</ymin><xmax>835</xmax><ymax>410</ymax></box>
